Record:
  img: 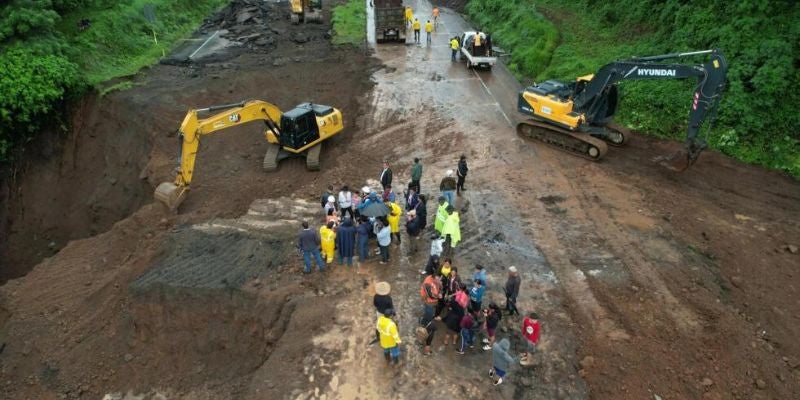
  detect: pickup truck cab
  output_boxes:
[460,31,497,70]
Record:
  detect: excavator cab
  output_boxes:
[278,104,331,149]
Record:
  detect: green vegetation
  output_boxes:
[466,0,800,177]
[0,0,226,161]
[332,0,366,45]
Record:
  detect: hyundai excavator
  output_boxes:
[154,100,343,211]
[290,0,323,24]
[516,49,727,168]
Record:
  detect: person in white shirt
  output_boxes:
[338,185,354,219]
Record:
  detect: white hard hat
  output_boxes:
[509,266,518,273]
[446,170,453,177]
[362,186,371,194]
[328,195,335,203]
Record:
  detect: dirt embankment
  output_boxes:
[0,0,379,398]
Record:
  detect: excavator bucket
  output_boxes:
[154,182,189,211]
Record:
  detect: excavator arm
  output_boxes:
[155,100,284,210]
[575,49,728,165]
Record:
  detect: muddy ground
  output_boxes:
[1,0,800,399]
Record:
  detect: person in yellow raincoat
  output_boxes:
[319,221,337,263]
[441,205,461,258]
[404,6,413,27]
[377,308,402,364]
[434,196,448,234]
[386,199,403,245]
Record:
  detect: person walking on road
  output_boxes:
[412,18,421,44]
[439,170,457,206]
[299,221,325,273]
[432,7,440,29]
[489,338,516,385]
[319,221,336,264]
[380,161,393,191]
[425,20,433,45]
[336,217,356,266]
[377,308,402,365]
[504,266,521,316]
[457,155,469,195]
[450,36,460,61]
[371,282,394,345]
[520,312,541,367]
[410,157,423,193]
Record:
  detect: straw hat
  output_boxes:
[375,281,391,296]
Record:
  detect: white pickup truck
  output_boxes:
[460,31,497,70]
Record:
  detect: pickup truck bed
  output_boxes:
[460,31,497,70]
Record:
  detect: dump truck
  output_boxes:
[461,31,496,70]
[374,0,405,43]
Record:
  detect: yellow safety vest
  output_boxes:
[450,39,459,50]
[413,20,421,30]
[442,212,461,247]
[377,315,401,349]
[425,22,433,33]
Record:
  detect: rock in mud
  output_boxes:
[730,276,743,288]
[755,378,767,389]
[782,244,798,254]
[236,11,254,23]
[701,377,714,387]
[579,356,595,369]
[292,33,310,44]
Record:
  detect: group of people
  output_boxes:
[406,6,437,45]
[297,156,467,273]
[374,261,541,386]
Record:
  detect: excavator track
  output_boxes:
[263,144,280,171]
[305,142,321,171]
[517,119,608,161]
[605,123,630,146]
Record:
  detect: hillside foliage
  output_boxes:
[0,0,226,161]
[466,0,799,176]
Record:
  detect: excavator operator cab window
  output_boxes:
[280,108,320,150]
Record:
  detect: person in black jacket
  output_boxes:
[405,210,422,253]
[371,282,394,345]
[380,161,393,190]
[456,155,469,195]
[504,266,521,316]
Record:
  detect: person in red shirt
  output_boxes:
[520,312,541,366]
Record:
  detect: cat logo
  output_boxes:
[229,113,241,123]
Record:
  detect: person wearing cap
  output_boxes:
[371,282,394,345]
[456,155,469,195]
[319,221,337,264]
[405,209,422,252]
[336,217,356,266]
[504,266,521,316]
[434,196,448,234]
[323,195,337,217]
[441,205,461,259]
[439,170,457,206]
[520,312,541,366]
[377,308,402,364]
[380,161,393,191]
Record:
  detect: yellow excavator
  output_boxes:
[517,49,727,168]
[290,0,323,24]
[154,100,343,210]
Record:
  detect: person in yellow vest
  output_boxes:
[425,20,433,45]
[405,6,413,28]
[377,308,402,364]
[386,199,403,245]
[441,205,461,258]
[434,196,448,234]
[319,221,337,264]
[432,7,440,28]
[412,18,421,44]
[450,36,460,61]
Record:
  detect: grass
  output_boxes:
[57,0,228,85]
[332,0,366,45]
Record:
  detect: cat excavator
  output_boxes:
[154,100,343,211]
[290,0,323,24]
[516,49,727,169]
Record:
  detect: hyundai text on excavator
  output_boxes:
[154,100,343,210]
[290,0,323,24]
[516,49,727,168]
